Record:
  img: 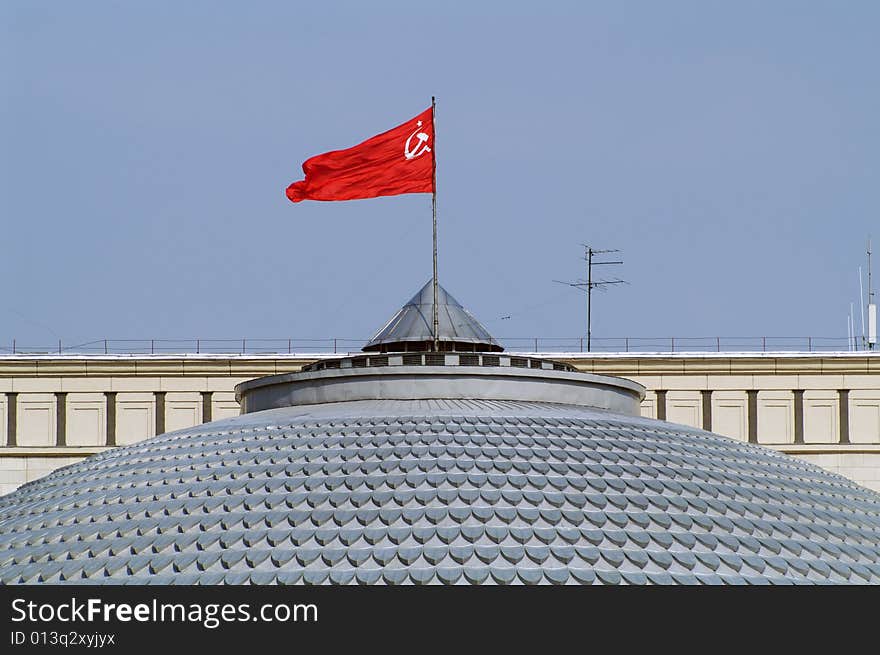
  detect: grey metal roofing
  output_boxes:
[363,281,502,351]
[2,398,879,584]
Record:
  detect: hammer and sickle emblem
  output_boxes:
[404,120,432,160]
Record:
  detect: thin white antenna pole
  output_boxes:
[869,236,877,349]
[849,304,854,350]
[869,237,874,304]
[852,302,856,350]
[859,266,865,348]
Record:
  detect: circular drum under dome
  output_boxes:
[1,358,880,585]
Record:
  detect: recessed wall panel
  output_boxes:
[851,399,880,444]
[803,392,837,444]
[712,391,746,441]
[18,396,55,447]
[116,393,155,445]
[666,392,701,428]
[67,408,102,447]
[212,400,241,421]
[758,392,793,444]
[165,393,202,432]
[66,394,105,447]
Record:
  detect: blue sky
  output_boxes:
[1,1,877,351]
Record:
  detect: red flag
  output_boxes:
[286,107,434,203]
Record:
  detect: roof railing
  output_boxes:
[0,336,875,355]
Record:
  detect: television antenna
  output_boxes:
[554,244,626,352]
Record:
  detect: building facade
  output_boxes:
[1,351,878,495]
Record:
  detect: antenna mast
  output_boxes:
[869,236,877,350]
[554,244,626,352]
[869,237,874,306]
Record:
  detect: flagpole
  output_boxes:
[431,96,439,352]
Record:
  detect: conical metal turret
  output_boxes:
[362,281,503,353]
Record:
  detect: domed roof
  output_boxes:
[2,390,880,584]
[2,283,879,585]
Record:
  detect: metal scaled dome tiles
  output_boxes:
[1,399,880,585]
